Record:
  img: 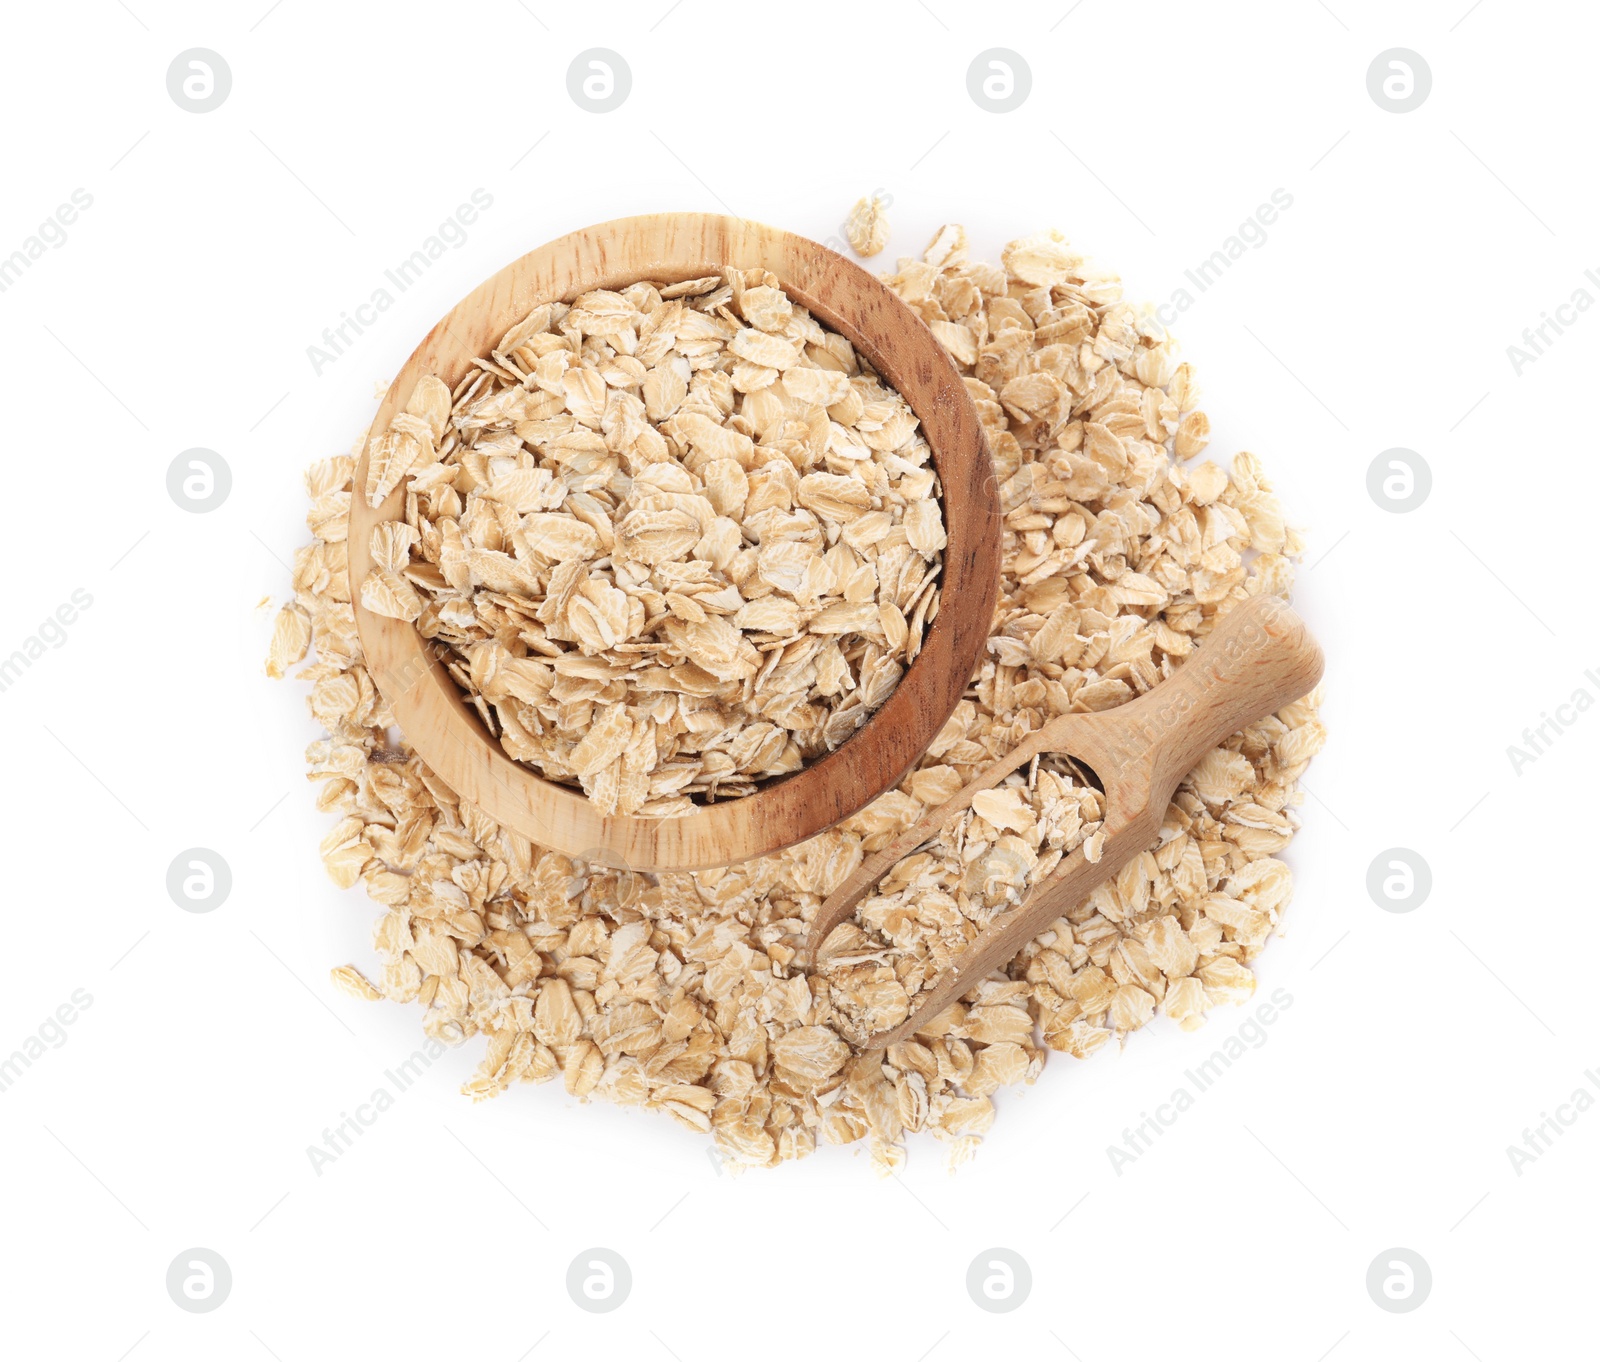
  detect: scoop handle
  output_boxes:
[1094,594,1323,814]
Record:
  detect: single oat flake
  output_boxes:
[845,195,891,257]
[273,224,1324,1173]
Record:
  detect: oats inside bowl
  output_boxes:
[355,269,946,816]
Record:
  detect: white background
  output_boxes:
[0,1,1592,1358]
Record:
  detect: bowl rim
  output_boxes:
[347,211,1000,871]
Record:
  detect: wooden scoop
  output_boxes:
[348,213,1000,873]
[805,593,1324,1051]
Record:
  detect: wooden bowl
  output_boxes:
[348,213,1000,871]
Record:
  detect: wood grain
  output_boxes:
[348,213,1000,872]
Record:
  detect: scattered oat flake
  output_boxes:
[330,965,383,1001]
[845,195,890,257]
[265,604,311,679]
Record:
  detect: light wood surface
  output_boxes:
[348,213,1000,872]
[814,594,1325,1050]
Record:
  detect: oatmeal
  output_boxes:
[356,270,944,814]
[272,223,1325,1173]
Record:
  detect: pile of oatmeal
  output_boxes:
[352,271,945,814]
[268,224,1325,1173]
